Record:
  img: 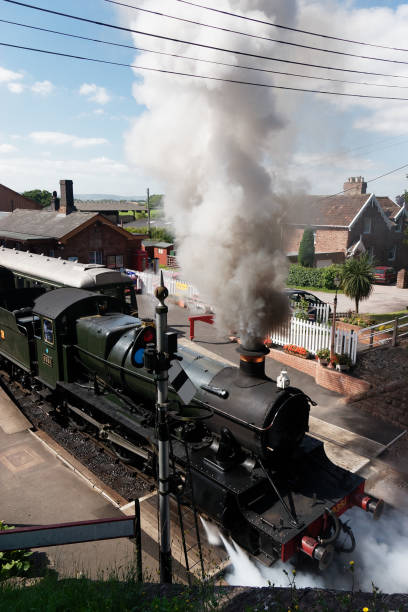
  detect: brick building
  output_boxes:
[0,180,148,270]
[283,177,408,269]
[0,183,42,211]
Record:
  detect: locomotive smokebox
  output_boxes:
[238,339,269,379]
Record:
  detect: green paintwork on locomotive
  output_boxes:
[0,307,32,371]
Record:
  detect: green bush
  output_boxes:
[287,264,343,290]
[0,521,32,579]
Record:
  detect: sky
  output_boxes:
[1,0,408,199]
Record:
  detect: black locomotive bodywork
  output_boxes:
[0,286,382,568]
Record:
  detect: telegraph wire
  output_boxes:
[104,0,408,67]
[4,0,408,81]
[3,40,408,101]
[170,0,408,54]
[3,17,408,90]
[308,162,408,207]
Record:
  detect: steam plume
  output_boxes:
[124,0,298,339]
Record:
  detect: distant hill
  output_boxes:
[75,194,146,202]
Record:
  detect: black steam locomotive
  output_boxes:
[0,283,382,569]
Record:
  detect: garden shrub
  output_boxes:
[287,264,343,290]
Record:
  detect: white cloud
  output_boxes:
[93,108,105,115]
[0,66,23,84]
[29,131,108,148]
[7,82,24,94]
[79,83,111,105]
[31,80,54,95]
[0,144,17,154]
[0,154,152,193]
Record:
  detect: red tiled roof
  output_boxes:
[287,193,398,226]
[376,197,400,220]
[289,194,370,226]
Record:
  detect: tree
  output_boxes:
[22,189,52,208]
[298,227,315,267]
[341,253,375,313]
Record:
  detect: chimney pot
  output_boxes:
[343,176,367,195]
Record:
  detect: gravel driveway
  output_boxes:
[309,284,408,314]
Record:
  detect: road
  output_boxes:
[310,284,408,314]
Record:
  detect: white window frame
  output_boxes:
[363,217,372,234]
[89,251,103,264]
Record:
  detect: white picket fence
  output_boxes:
[269,318,358,363]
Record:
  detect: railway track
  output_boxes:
[0,371,152,501]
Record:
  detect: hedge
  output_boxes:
[287,264,343,290]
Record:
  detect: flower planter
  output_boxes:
[284,350,309,359]
[318,358,329,366]
[336,364,350,372]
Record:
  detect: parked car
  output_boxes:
[373,266,397,285]
[285,289,331,322]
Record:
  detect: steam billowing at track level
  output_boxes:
[124,0,301,339]
[203,506,408,594]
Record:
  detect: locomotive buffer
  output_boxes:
[146,272,196,584]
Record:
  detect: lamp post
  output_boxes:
[329,275,341,367]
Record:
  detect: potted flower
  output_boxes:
[335,353,352,372]
[316,348,330,366]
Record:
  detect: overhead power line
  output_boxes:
[171,0,408,54]
[3,17,408,90]
[104,0,408,67]
[3,40,408,101]
[4,0,408,82]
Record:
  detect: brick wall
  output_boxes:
[61,222,142,268]
[0,184,42,211]
[315,229,348,254]
[268,348,371,398]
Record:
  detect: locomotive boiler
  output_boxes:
[0,284,383,569]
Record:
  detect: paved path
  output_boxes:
[308,284,408,314]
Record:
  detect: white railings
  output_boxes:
[269,318,358,363]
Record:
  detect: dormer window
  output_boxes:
[363,217,372,234]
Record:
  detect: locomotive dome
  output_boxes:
[0,247,131,288]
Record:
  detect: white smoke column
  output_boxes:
[201,508,408,593]
[124,0,300,339]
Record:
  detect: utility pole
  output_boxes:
[154,272,172,583]
[147,187,151,238]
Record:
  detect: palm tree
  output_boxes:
[341,253,375,313]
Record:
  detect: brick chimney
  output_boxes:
[343,176,367,196]
[59,179,76,215]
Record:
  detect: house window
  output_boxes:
[68,256,78,262]
[363,217,372,234]
[49,249,55,257]
[312,230,317,246]
[388,246,396,261]
[107,255,124,269]
[158,248,164,254]
[89,251,103,264]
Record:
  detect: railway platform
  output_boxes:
[0,387,227,582]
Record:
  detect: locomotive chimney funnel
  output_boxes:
[238,339,269,379]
